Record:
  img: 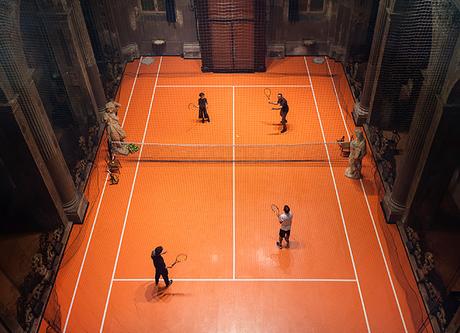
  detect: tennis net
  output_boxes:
[111,140,351,163]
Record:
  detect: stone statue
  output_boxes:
[103,101,129,155]
[345,129,367,179]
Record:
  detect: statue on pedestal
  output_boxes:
[345,129,367,179]
[103,101,129,155]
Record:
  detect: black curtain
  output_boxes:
[195,0,211,71]
[288,0,299,23]
[254,0,266,71]
[165,0,176,23]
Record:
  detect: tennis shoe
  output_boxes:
[276,241,282,249]
[166,280,173,287]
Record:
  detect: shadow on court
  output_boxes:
[269,248,292,273]
[142,283,187,303]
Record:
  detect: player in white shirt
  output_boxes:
[277,205,292,249]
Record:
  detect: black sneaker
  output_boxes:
[281,128,287,133]
[276,241,282,249]
[166,280,173,287]
[207,118,210,122]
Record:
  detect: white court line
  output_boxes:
[113,278,357,282]
[156,85,310,88]
[325,57,408,333]
[232,86,236,280]
[62,58,143,333]
[236,85,311,88]
[304,56,371,333]
[99,57,163,333]
[158,85,233,88]
[121,59,144,128]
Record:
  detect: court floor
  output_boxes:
[40,57,431,332]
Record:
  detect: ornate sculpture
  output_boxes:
[103,101,129,155]
[17,225,64,330]
[345,129,367,179]
[420,252,435,277]
[31,254,49,278]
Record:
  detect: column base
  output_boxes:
[380,193,406,224]
[352,102,369,126]
[63,193,89,224]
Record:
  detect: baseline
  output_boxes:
[156,85,311,88]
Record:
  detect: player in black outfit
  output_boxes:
[151,246,173,287]
[269,93,289,133]
[198,92,210,123]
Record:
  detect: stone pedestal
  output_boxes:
[63,192,88,225]
[380,193,405,224]
[353,102,369,126]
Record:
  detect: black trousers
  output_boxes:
[280,111,288,132]
[199,107,209,120]
[155,269,170,286]
[280,111,288,124]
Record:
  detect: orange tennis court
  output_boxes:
[39,57,430,333]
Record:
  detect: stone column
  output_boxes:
[0,93,66,229]
[381,79,438,222]
[37,0,106,128]
[381,3,459,223]
[353,0,394,125]
[69,0,107,115]
[0,0,87,224]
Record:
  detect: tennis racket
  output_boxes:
[168,253,187,268]
[264,88,271,101]
[271,204,280,216]
[188,103,198,112]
